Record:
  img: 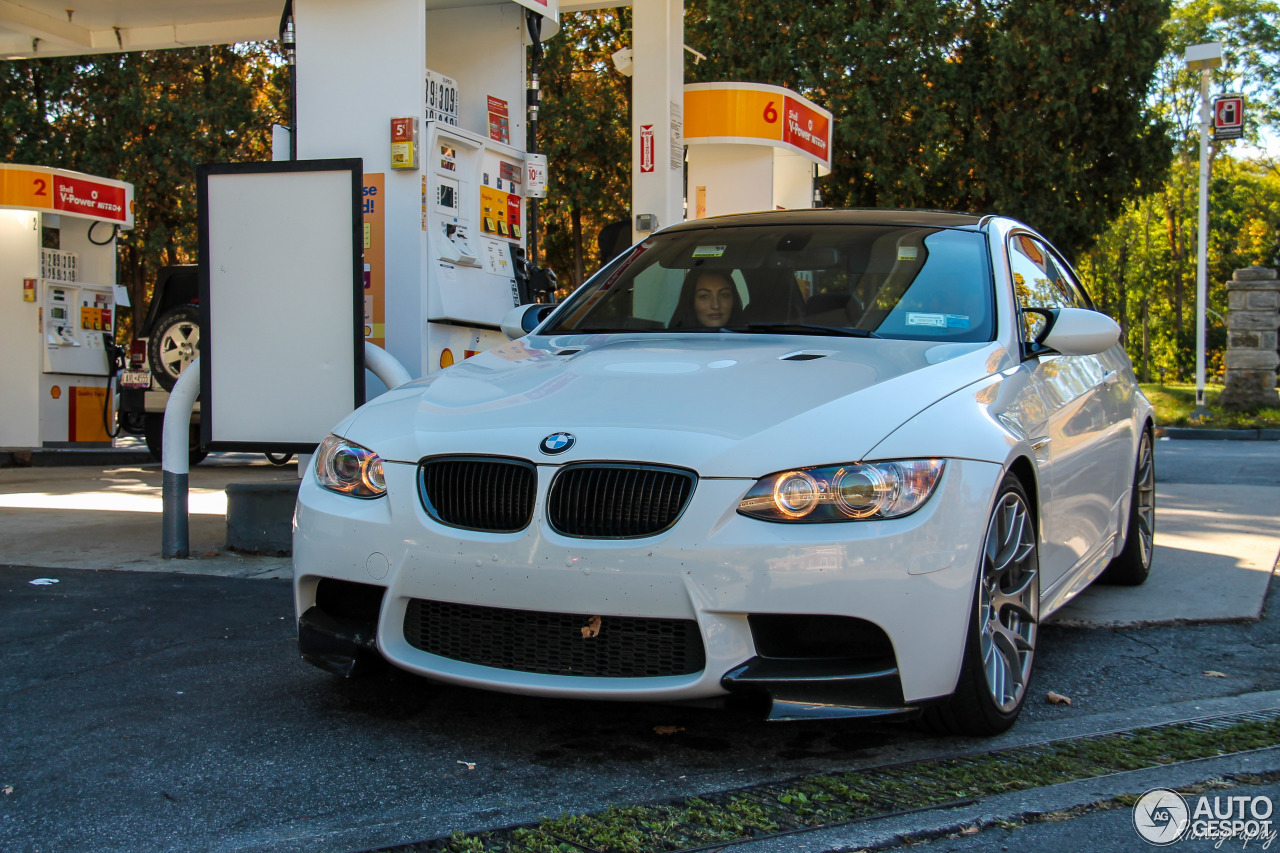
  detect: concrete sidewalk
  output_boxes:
[0,439,1276,627]
[0,454,297,580]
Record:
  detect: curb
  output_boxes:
[0,447,156,468]
[1160,428,1280,441]
[712,691,1280,852]
[729,747,1280,852]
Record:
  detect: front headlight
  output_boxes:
[314,434,387,498]
[738,459,945,522]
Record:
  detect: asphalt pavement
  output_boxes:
[0,439,1278,853]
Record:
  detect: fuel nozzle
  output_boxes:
[103,334,128,373]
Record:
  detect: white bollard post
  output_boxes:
[161,357,201,558]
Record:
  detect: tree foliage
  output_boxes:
[1077,0,1280,383]
[1154,0,1280,151]
[685,0,1173,255]
[537,10,632,291]
[0,46,284,336]
[1078,155,1280,380]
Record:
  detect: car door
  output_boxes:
[1044,248,1137,519]
[1007,233,1118,589]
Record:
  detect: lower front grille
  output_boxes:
[403,598,706,678]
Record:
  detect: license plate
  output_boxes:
[119,370,152,389]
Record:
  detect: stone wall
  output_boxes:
[1219,265,1280,410]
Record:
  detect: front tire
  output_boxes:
[1098,428,1155,586]
[922,474,1039,736]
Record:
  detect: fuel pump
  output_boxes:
[287,0,565,382]
[0,164,134,448]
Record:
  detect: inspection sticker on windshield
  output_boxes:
[907,312,970,329]
[692,245,727,258]
[897,246,919,260]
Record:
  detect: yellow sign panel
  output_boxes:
[685,88,781,141]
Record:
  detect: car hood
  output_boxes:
[343,334,1012,476]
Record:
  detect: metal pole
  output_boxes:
[526,10,542,268]
[161,356,201,559]
[363,341,412,390]
[1194,68,1211,419]
[279,0,297,161]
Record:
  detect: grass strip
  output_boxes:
[1140,382,1280,429]
[384,710,1280,853]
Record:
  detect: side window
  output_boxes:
[1045,253,1092,310]
[1008,234,1070,343]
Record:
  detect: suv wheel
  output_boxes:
[148,305,200,392]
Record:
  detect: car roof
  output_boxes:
[661,208,988,233]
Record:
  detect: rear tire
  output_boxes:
[920,474,1039,736]
[1098,428,1155,586]
[143,413,207,467]
[147,305,199,392]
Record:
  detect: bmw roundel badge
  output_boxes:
[539,432,576,455]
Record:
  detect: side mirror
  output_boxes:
[1032,306,1120,356]
[500,303,554,340]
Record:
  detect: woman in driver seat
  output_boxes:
[670,269,744,329]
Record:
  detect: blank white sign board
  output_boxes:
[198,160,363,452]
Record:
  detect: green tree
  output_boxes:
[0,45,285,336]
[1077,0,1280,383]
[537,10,632,291]
[1080,155,1280,380]
[685,0,1172,255]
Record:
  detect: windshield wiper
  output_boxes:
[554,327,661,335]
[734,323,881,339]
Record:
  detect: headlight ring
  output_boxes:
[740,459,945,523]
[314,434,387,498]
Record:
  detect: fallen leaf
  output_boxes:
[581,615,602,639]
[1046,691,1073,706]
[456,760,476,770]
[653,726,686,735]
[960,824,980,835]
[1204,670,1228,678]
[2,785,13,795]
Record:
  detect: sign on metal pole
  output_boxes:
[197,159,365,454]
[1212,94,1245,140]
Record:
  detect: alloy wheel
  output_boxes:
[979,490,1039,713]
[1133,432,1156,568]
[159,321,198,377]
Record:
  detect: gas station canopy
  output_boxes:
[0,2,277,58]
[0,0,568,59]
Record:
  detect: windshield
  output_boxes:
[543,224,995,343]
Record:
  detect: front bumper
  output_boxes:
[293,457,1003,711]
